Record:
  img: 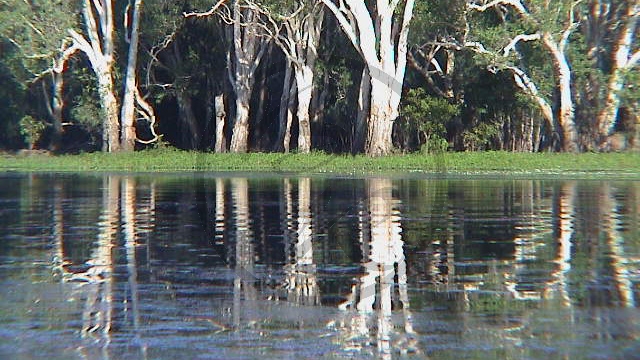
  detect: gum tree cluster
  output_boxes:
[0,0,638,154]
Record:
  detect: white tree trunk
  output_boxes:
[70,0,119,152]
[543,34,579,152]
[597,3,640,149]
[354,68,370,153]
[230,89,251,153]
[322,0,415,156]
[228,3,266,153]
[295,66,314,153]
[214,94,227,153]
[120,0,144,151]
[366,82,396,156]
[97,68,120,152]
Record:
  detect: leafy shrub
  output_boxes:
[399,88,459,153]
[19,115,46,149]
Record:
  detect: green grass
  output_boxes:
[1,148,639,177]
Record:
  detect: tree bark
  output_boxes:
[43,69,64,151]
[97,68,120,152]
[276,61,293,152]
[322,0,415,156]
[214,94,227,153]
[70,0,119,152]
[543,34,579,152]
[365,83,395,156]
[596,2,640,149]
[120,0,144,151]
[228,3,266,153]
[354,67,370,153]
[295,66,313,153]
[230,90,251,153]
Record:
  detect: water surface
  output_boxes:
[1,173,639,359]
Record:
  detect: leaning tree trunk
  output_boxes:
[596,2,640,150]
[321,0,414,156]
[544,34,578,152]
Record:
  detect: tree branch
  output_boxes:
[467,0,529,17]
[184,0,227,18]
[503,33,541,56]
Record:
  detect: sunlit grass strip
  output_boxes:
[1,149,639,177]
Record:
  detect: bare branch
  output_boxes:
[184,0,227,18]
[467,0,529,17]
[134,87,160,144]
[503,33,541,56]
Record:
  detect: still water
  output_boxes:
[0,173,639,359]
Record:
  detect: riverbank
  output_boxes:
[1,149,639,177]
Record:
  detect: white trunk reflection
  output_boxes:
[284,178,319,305]
[231,178,256,329]
[333,178,418,358]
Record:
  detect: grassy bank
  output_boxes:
[1,149,639,177]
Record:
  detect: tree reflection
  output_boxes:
[332,178,418,358]
[230,177,256,329]
[283,178,320,306]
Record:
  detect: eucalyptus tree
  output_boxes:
[68,0,120,152]
[257,0,324,153]
[321,0,416,156]
[465,0,585,152]
[120,0,146,151]
[148,0,226,150]
[593,1,640,149]
[218,0,269,153]
[69,0,158,152]
[0,0,78,149]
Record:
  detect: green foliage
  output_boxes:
[621,69,640,107]
[462,122,501,151]
[0,0,77,80]
[18,115,46,149]
[400,88,459,152]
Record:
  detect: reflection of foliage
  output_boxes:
[399,88,459,153]
[19,115,46,149]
